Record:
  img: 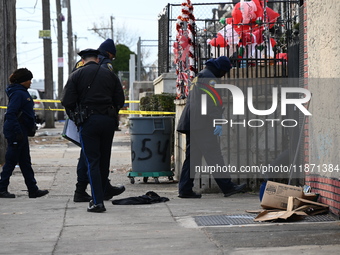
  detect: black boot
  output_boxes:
[103,180,125,200]
[74,182,92,202]
[29,189,49,198]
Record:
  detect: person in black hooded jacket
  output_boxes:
[0,68,49,198]
[177,56,246,198]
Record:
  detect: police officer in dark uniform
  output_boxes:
[61,49,125,213]
[72,39,125,203]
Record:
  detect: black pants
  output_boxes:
[79,115,115,205]
[178,130,234,195]
[76,149,111,193]
[0,136,38,193]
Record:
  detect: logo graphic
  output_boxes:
[200,83,312,128]
[194,78,223,115]
[201,84,312,116]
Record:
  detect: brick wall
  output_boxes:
[305,174,340,216]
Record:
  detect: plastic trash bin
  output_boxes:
[127,116,174,184]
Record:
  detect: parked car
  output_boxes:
[28,88,45,124]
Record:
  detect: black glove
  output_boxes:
[27,124,37,137]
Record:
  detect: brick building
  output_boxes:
[303,0,340,216]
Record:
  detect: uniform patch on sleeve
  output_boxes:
[76,61,84,69]
[107,63,113,72]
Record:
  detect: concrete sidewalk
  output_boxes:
[0,122,339,255]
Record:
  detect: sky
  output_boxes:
[16,0,223,85]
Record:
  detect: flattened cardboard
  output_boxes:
[254,210,307,222]
[254,196,329,222]
[255,196,305,222]
[261,181,303,210]
[294,197,329,215]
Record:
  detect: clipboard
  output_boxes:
[62,118,81,147]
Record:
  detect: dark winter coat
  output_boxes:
[177,67,224,134]
[3,83,36,143]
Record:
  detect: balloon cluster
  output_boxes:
[208,0,280,61]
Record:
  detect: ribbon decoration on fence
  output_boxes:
[173,0,196,99]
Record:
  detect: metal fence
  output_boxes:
[164,1,306,187]
[158,0,300,78]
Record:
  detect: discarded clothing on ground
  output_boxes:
[111,191,169,205]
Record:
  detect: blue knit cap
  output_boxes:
[98,39,116,55]
[205,56,232,72]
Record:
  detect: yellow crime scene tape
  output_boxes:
[34,99,141,104]
[0,100,175,115]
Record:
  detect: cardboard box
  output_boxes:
[261,181,303,210]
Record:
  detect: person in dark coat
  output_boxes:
[61,49,125,212]
[73,38,116,72]
[177,56,246,198]
[72,39,125,203]
[0,68,49,198]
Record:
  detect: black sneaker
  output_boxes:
[74,191,92,202]
[224,184,246,197]
[103,185,125,200]
[87,200,106,213]
[28,189,49,198]
[0,191,15,198]
[178,192,202,199]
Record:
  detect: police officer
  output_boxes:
[61,49,125,213]
[72,39,125,203]
[0,68,49,198]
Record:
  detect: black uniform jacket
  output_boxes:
[61,61,124,113]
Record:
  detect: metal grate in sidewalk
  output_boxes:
[194,214,337,226]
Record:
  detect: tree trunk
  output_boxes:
[0,0,17,165]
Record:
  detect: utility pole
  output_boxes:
[42,0,55,128]
[110,16,114,39]
[67,0,74,74]
[56,0,64,120]
[137,37,141,81]
[129,54,136,117]
[89,16,114,40]
[74,35,87,63]
[0,0,17,164]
